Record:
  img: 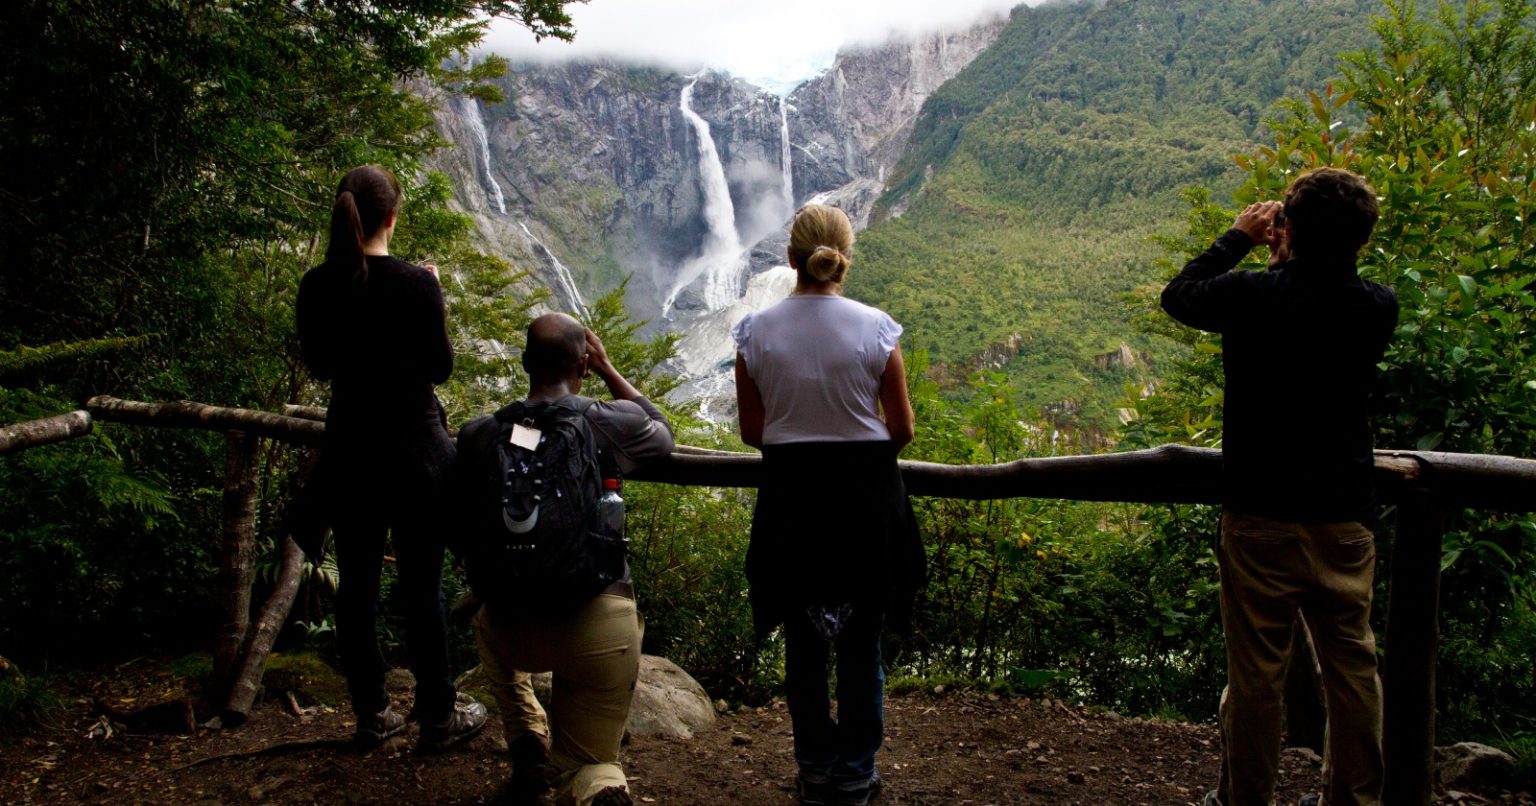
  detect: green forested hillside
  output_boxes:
[850,0,1380,426]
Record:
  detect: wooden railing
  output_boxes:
[5,395,1536,805]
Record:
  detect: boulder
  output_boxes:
[454,654,714,740]
[1436,742,1515,791]
[625,655,716,740]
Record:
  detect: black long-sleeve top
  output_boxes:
[296,256,453,436]
[1161,229,1398,522]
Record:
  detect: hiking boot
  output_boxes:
[499,732,552,804]
[1298,795,1322,806]
[353,705,406,749]
[588,785,632,806]
[798,773,836,806]
[835,771,881,806]
[416,697,488,752]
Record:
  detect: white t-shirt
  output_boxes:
[733,295,903,445]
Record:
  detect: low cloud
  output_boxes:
[484,0,1024,92]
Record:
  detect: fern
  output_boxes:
[0,337,151,383]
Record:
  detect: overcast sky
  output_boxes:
[484,0,1027,94]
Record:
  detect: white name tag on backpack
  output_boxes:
[509,424,542,451]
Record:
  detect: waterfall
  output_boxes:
[460,94,506,215]
[665,75,746,316]
[779,97,795,217]
[518,222,588,317]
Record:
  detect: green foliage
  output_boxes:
[893,359,1229,717]
[627,475,773,702]
[853,0,1381,429]
[0,387,191,660]
[582,282,683,405]
[0,0,579,667]
[1136,0,1536,743]
[262,650,350,708]
[0,666,64,743]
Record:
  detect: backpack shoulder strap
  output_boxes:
[564,396,620,479]
[491,400,528,425]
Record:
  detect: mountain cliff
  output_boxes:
[423,15,1008,413]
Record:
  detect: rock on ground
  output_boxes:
[455,654,714,740]
[1439,742,1517,791]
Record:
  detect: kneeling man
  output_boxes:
[454,313,674,806]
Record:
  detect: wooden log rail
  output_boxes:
[0,409,93,455]
[5,396,1536,804]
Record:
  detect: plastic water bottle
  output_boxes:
[598,478,625,542]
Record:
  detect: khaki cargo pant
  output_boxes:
[473,594,643,806]
[1217,510,1383,806]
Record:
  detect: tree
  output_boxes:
[0,0,579,669]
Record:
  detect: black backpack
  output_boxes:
[459,396,624,610]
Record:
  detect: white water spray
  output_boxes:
[460,94,506,215]
[518,222,588,318]
[779,97,795,217]
[665,75,746,316]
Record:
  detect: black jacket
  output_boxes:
[747,440,925,638]
[1161,229,1398,522]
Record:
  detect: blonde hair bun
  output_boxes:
[789,205,854,285]
[805,245,850,283]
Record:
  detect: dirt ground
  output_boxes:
[1,665,1531,806]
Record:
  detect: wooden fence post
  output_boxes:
[1383,485,1445,806]
[223,537,306,724]
[212,431,261,686]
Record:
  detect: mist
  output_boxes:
[483,0,1025,93]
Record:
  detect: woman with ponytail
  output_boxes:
[732,203,922,806]
[296,165,486,752]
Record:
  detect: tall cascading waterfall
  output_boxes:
[779,96,795,217]
[518,222,588,317]
[460,93,506,215]
[665,75,746,316]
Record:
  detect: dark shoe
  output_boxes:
[589,785,632,806]
[1202,791,1224,806]
[835,771,881,806]
[417,697,488,752]
[501,732,552,804]
[353,705,406,749]
[1298,795,1322,806]
[798,774,836,806]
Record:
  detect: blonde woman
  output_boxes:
[733,204,924,806]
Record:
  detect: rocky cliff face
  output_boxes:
[425,14,1008,410]
[788,17,1009,227]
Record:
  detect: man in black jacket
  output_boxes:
[1162,168,1398,806]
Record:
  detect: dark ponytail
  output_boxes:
[324,165,403,283]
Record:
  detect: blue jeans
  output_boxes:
[783,604,884,790]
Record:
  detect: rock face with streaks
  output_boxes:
[423,13,1009,410]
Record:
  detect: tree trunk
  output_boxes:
[222,537,306,725]
[213,431,261,686]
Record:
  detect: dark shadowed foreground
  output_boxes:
[4,678,1531,805]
